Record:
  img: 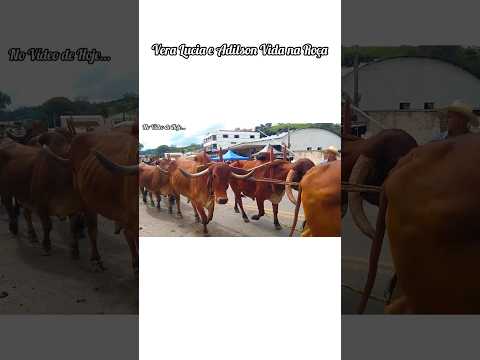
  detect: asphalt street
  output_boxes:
[139,188,306,237]
[0,208,138,314]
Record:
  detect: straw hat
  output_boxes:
[323,146,340,156]
[440,100,479,127]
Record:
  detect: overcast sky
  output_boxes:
[342,0,479,46]
[1,0,138,108]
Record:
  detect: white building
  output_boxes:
[203,129,260,152]
[342,57,480,111]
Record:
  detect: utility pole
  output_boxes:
[353,45,360,107]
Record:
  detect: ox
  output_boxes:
[168,159,254,234]
[139,160,174,212]
[229,159,293,229]
[343,129,417,239]
[68,128,139,273]
[0,133,84,256]
[358,134,480,314]
[287,159,341,237]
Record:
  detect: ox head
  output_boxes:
[179,162,255,204]
[285,158,315,205]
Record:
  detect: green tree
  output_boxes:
[0,91,12,110]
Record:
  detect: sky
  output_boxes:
[342,0,479,46]
[1,0,138,108]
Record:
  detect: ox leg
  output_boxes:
[235,194,250,223]
[84,211,105,272]
[23,209,38,242]
[38,212,52,256]
[194,204,209,235]
[168,195,174,214]
[192,203,200,223]
[233,198,240,214]
[149,192,155,207]
[251,199,265,221]
[156,193,161,210]
[175,194,182,218]
[69,214,83,259]
[3,196,18,235]
[272,203,282,230]
[141,187,147,203]
[124,229,139,277]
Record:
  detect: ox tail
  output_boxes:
[94,150,138,175]
[357,188,388,314]
[289,186,302,237]
[42,145,70,165]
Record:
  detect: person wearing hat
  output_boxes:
[322,146,340,162]
[433,100,479,141]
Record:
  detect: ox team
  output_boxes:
[0,122,140,275]
[343,99,480,314]
[140,147,341,237]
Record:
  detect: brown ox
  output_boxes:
[229,159,293,229]
[358,134,480,314]
[0,133,84,256]
[342,129,417,239]
[69,129,139,273]
[139,160,174,212]
[287,160,341,237]
[168,159,254,234]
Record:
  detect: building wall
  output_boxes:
[342,57,480,111]
[293,150,326,164]
[289,128,341,151]
[203,130,260,151]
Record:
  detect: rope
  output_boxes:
[342,182,381,193]
[342,283,385,303]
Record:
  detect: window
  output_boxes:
[212,144,217,149]
[399,102,411,110]
[212,135,217,140]
[424,102,434,110]
[307,147,312,151]
[234,134,239,138]
[223,134,229,138]
[250,135,255,139]
[231,142,236,144]
[317,147,322,150]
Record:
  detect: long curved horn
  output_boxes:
[285,169,297,205]
[42,144,71,165]
[179,167,210,178]
[94,150,138,175]
[289,186,303,237]
[230,168,255,179]
[228,159,281,173]
[348,155,376,240]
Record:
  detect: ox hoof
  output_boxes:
[243,217,250,223]
[251,215,260,221]
[90,260,106,273]
[234,208,240,214]
[274,223,282,230]
[176,213,183,219]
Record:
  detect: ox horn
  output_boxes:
[94,150,138,175]
[285,169,297,205]
[230,168,255,179]
[348,155,376,240]
[179,167,210,178]
[289,185,302,236]
[42,144,70,165]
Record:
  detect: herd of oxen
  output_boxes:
[0,120,139,275]
[139,148,341,237]
[342,99,480,314]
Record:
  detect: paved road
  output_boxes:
[140,188,305,237]
[0,209,138,314]
[342,202,394,314]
